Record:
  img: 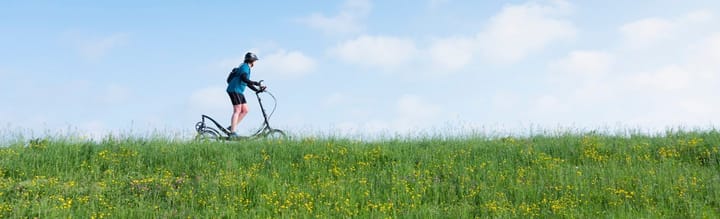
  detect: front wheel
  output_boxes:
[264,129,286,139]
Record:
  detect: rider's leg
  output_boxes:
[230,103,249,133]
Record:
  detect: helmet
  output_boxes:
[244,52,259,62]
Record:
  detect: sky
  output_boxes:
[2,0,720,139]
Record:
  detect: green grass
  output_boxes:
[0,131,719,218]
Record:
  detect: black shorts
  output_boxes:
[228,92,247,105]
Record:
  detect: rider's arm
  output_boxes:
[240,73,260,92]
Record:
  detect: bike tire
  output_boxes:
[196,129,220,141]
[265,129,287,139]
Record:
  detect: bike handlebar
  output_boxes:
[256,80,267,93]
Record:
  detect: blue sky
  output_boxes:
[3,0,720,138]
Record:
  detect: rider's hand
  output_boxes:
[258,85,267,93]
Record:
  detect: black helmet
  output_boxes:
[244,52,259,62]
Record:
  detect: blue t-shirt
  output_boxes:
[226,63,251,94]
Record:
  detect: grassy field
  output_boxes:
[0,131,719,218]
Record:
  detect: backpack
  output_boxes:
[226,67,239,84]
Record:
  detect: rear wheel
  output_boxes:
[196,129,220,141]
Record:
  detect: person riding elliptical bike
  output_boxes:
[226,52,266,138]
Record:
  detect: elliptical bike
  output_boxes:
[195,81,286,140]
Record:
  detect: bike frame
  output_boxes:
[252,91,274,136]
[197,114,231,136]
[195,90,284,140]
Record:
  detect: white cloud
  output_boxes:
[620,65,715,125]
[423,0,576,68]
[684,10,714,23]
[549,50,614,78]
[477,0,576,63]
[570,82,616,103]
[620,18,674,48]
[298,0,372,35]
[322,1,576,71]
[256,50,317,78]
[333,94,446,135]
[213,48,315,80]
[679,99,714,114]
[392,95,443,133]
[396,95,440,120]
[626,97,720,129]
[689,32,720,74]
[541,60,702,128]
[628,65,691,91]
[532,95,569,114]
[536,23,720,130]
[189,86,228,116]
[329,35,419,68]
[621,10,714,49]
[489,92,521,112]
[428,36,476,71]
